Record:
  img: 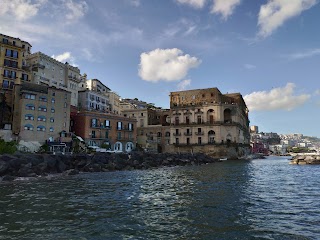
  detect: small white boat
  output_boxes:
[219,158,227,161]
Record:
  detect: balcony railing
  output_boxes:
[173,133,181,136]
[184,132,192,136]
[195,132,204,135]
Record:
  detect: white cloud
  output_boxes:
[63,0,88,22]
[128,0,141,7]
[287,48,320,60]
[244,64,256,70]
[211,0,241,20]
[176,0,206,9]
[139,48,201,82]
[258,0,317,38]
[0,0,47,20]
[177,79,191,90]
[52,52,77,66]
[244,83,310,111]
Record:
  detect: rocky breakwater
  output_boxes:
[289,155,320,165]
[0,152,218,181]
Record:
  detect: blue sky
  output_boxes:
[1,0,320,137]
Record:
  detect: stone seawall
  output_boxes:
[0,152,218,181]
[289,155,320,165]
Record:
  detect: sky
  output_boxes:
[1,0,320,137]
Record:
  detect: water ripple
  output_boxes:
[0,157,319,239]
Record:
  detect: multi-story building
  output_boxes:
[71,111,137,152]
[167,88,250,152]
[12,82,71,149]
[26,52,82,107]
[0,33,32,108]
[78,79,111,112]
[107,91,121,115]
[123,88,250,156]
[78,89,111,112]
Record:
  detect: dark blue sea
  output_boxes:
[1,156,319,240]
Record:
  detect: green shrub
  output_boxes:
[0,139,17,154]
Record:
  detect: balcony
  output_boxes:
[91,124,111,129]
[195,111,204,114]
[195,132,204,136]
[59,83,67,88]
[32,63,45,70]
[173,133,181,136]
[184,132,192,136]
[172,112,181,115]
[39,76,50,82]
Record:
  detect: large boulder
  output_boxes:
[56,159,67,173]
[0,161,9,175]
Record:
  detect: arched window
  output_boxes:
[25,104,35,110]
[224,109,232,123]
[226,134,232,143]
[208,130,215,144]
[207,109,215,124]
[37,115,46,122]
[25,114,34,120]
[24,124,33,130]
[37,125,46,132]
[39,96,47,102]
[38,105,47,112]
[50,127,54,132]
[165,132,170,137]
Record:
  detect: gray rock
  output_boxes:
[0,161,9,175]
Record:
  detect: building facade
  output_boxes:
[12,82,71,145]
[71,111,137,152]
[0,33,32,111]
[26,52,83,107]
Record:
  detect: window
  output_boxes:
[51,98,55,103]
[50,127,54,132]
[25,114,34,120]
[24,93,36,100]
[52,92,55,96]
[91,118,97,127]
[25,104,35,110]
[24,124,33,131]
[5,49,12,57]
[117,132,121,140]
[128,123,133,131]
[50,117,54,123]
[39,96,47,102]
[38,106,47,112]
[21,73,28,81]
[37,125,46,132]
[4,59,18,68]
[117,122,123,130]
[105,120,110,128]
[91,130,96,138]
[105,131,109,139]
[51,108,55,113]
[176,138,179,144]
[2,80,9,89]
[141,113,143,116]
[37,116,46,122]
[198,137,202,145]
